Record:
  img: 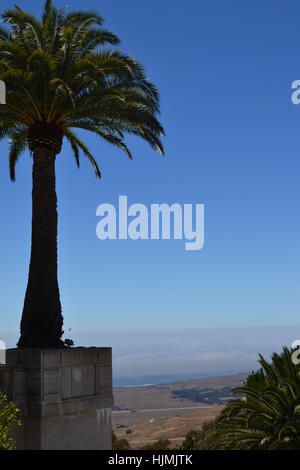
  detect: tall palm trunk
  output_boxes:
[18,145,64,348]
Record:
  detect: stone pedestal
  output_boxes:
[0,348,114,450]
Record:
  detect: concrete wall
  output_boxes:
[0,348,114,450]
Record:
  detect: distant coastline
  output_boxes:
[113,370,248,388]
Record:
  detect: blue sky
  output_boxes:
[0,1,300,375]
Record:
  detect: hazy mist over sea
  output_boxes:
[3,326,299,386]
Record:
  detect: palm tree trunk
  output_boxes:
[18,146,64,348]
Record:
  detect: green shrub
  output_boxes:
[141,439,171,450]
[179,421,218,450]
[0,390,20,450]
[112,430,131,450]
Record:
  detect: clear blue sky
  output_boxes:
[1,0,300,347]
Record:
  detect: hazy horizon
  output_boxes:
[2,325,299,385]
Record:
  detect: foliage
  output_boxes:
[112,431,171,451]
[0,0,164,181]
[141,439,171,450]
[0,390,21,450]
[112,430,131,450]
[180,347,300,450]
[179,421,218,450]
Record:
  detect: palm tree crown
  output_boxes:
[0,0,164,180]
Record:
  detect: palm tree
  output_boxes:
[0,1,164,348]
[212,347,300,450]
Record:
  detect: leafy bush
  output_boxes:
[179,421,218,450]
[141,439,171,450]
[0,390,20,450]
[112,430,131,450]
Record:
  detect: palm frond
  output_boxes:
[64,128,101,177]
[8,126,28,181]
